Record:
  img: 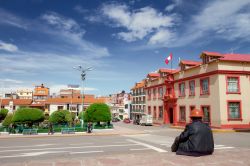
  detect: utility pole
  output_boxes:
[73,65,93,128]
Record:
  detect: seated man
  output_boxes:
[171,109,214,156]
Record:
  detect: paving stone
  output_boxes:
[55,161,82,166]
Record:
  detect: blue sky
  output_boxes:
[0,0,250,96]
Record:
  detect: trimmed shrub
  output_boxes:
[2,113,13,127]
[84,103,111,123]
[12,107,45,127]
[49,110,72,124]
[0,109,9,121]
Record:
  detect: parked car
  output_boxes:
[112,117,121,122]
[123,118,131,123]
[140,115,153,126]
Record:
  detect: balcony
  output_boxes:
[163,94,176,101]
[131,101,146,104]
[132,92,146,96]
[131,109,145,113]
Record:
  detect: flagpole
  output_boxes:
[171,53,173,72]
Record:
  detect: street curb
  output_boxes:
[0,131,146,139]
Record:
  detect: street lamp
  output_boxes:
[73,65,93,128]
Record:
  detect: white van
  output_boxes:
[140,115,153,126]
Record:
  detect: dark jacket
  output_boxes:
[176,120,214,156]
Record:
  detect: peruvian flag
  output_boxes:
[165,52,173,64]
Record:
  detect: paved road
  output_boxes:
[0,122,250,166]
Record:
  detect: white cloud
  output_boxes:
[0,78,23,84]
[148,29,174,45]
[165,4,175,12]
[41,12,110,58]
[101,4,175,42]
[0,41,18,52]
[0,10,110,59]
[0,50,109,76]
[41,12,85,38]
[43,84,98,94]
[0,82,98,95]
[165,0,182,12]
[175,0,250,46]
[74,5,89,14]
[0,9,28,29]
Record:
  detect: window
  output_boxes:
[159,106,163,119]
[200,78,209,95]
[201,106,210,123]
[119,109,124,113]
[38,90,45,94]
[58,106,63,110]
[190,106,195,111]
[189,80,195,96]
[153,106,157,118]
[228,101,241,120]
[125,104,128,109]
[179,106,186,122]
[148,89,151,100]
[202,55,209,64]
[148,106,151,115]
[179,82,185,97]
[153,88,157,99]
[158,87,163,98]
[227,76,240,93]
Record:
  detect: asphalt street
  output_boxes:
[0,122,250,166]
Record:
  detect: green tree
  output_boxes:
[84,103,111,123]
[0,109,9,122]
[12,107,45,127]
[49,110,72,124]
[2,113,13,127]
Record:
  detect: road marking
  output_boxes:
[70,151,103,154]
[123,134,150,137]
[69,143,94,146]
[215,147,234,150]
[0,144,139,153]
[214,145,225,147]
[144,130,154,133]
[0,144,55,149]
[160,143,172,147]
[0,151,67,159]
[130,148,151,151]
[127,139,167,153]
[113,141,130,144]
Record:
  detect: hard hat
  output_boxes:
[190,108,203,118]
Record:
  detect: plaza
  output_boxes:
[0,122,250,166]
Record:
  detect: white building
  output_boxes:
[17,89,33,99]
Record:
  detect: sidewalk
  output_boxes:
[0,126,146,139]
[170,125,248,133]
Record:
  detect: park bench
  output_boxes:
[22,129,38,135]
[61,128,75,134]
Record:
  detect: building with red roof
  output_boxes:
[163,51,250,129]
[1,99,33,112]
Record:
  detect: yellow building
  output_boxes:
[33,84,49,101]
[164,51,250,129]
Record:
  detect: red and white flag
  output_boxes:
[165,52,173,64]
